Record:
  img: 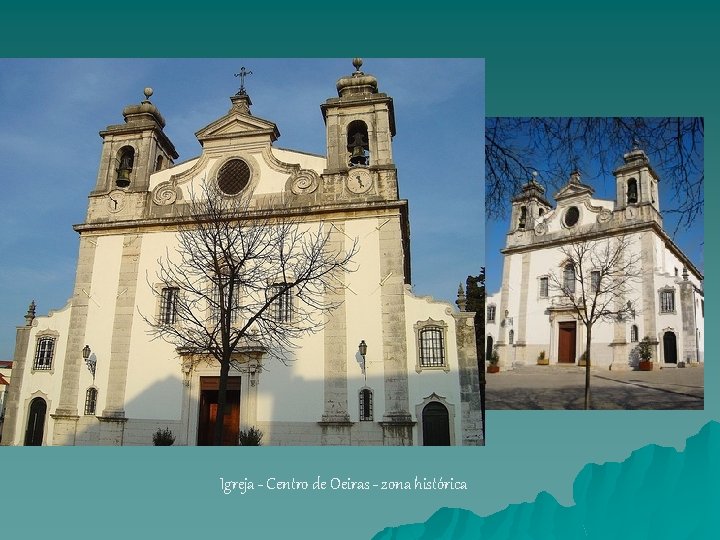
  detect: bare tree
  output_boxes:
[547,234,641,409]
[143,182,357,445]
[485,117,704,233]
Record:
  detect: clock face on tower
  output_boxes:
[107,190,127,213]
[346,168,372,194]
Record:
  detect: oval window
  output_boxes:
[564,206,580,227]
[217,159,251,195]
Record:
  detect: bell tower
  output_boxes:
[613,144,661,217]
[88,88,178,222]
[320,59,398,200]
[509,174,552,233]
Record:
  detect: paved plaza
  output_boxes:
[486,364,704,410]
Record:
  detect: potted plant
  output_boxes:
[636,336,654,371]
[487,346,500,373]
[152,427,175,446]
[238,426,264,446]
[578,350,589,367]
[537,350,549,365]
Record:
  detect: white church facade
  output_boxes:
[1,61,482,446]
[486,147,704,371]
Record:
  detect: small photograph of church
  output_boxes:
[0,59,483,445]
[484,117,704,410]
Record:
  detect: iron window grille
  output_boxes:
[487,304,496,323]
[539,276,549,298]
[84,387,98,415]
[160,287,179,324]
[660,289,675,313]
[268,284,292,323]
[359,388,373,421]
[419,327,445,367]
[33,337,55,370]
[563,264,576,294]
[631,325,639,342]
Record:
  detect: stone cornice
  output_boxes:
[73,199,409,235]
[501,219,703,281]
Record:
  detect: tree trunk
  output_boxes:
[584,324,592,410]
[213,359,231,446]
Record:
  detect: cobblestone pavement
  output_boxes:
[485,364,704,410]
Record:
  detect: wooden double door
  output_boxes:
[197,376,241,446]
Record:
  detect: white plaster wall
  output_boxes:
[272,148,325,173]
[148,157,197,191]
[485,291,501,348]
[344,217,385,421]
[82,234,124,416]
[544,197,614,235]
[15,302,72,445]
[403,293,461,445]
[125,230,184,420]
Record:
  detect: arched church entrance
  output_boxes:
[422,401,450,446]
[663,331,678,364]
[24,397,47,446]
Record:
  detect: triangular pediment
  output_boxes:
[554,180,594,202]
[195,111,280,145]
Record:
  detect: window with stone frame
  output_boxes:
[660,288,676,313]
[487,304,496,323]
[419,327,445,367]
[33,336,55,371]
[631,324,639,343]
[268,283,293,323]
[539,276,549,298]
[209,277,242,326]
[359,388,373,421]
[159,286,179,325]
[508,329,514,345]
[84,387,98,415]
[563,264,576,294]
[414,319,449,372]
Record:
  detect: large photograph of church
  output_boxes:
[0,59,484,445]
[484,118,704,410]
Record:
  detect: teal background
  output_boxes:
[1,2,717,538]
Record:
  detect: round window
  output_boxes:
[564,206,580,227]
[217,159,251,195]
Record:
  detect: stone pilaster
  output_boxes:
[102,234,143,425]
[611,257,631,371]
[453,311,483,445]
[640,232,659,360]
[0,325,32,445]
[53,236,98,445]
[378,215,413,445]
[496,253,513,368]
[679,279,698,364]
[515,252,531,364]
[318,223,352,444]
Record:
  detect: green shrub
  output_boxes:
[153,427,175,446]
[238,427,264,446]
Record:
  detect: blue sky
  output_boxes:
[485,141,704,293]
[0,58,485,359]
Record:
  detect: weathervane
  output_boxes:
[234,66,253,95]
